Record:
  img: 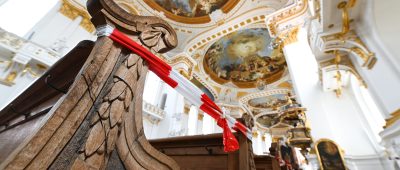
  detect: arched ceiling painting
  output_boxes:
[143,0,239,24]
[203,28,286,88]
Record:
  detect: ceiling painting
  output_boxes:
[154,0,228,17]
[143,0,239,24]
[203,28,286,88]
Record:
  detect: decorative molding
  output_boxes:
[319,54,367,88]
[115,0,140,14]
[0,28,56,86]
[59,0,95,33]
[198,113,204,121]
[59,0,141,33]
[192,73,219,100]
[317,0,377,70]
[167,52,197,80]
[142,0,240,24]
[266,0,308,37]
[384,109,400,129]
[0,27,25,50]
[320,31,377,69]
[187,12,267,53]
[142,101,166,124]
[239,88,291,105]
[281,27,299,46]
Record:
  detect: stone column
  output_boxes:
[202,114,215,134]
[188,105,199,135]
[281,27,335,141]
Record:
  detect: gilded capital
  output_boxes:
[281,27,299,46]
[59,0,95,33]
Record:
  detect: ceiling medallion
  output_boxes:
[203,28,286,88]
[143,0,239,24]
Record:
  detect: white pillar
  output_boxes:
[282,28,336,141]
[202,114,215,134]
[188,105,199,135]
[254,133,264,155]
[264,134,272,154]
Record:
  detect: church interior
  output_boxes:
[0,0,399,169]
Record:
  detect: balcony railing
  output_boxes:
[142,100,166,124]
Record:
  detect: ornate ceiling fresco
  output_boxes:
[151,0,228,17]
[203,28,286,88]
[143,0,239,24]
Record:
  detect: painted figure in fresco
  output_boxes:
[317,141,346,170]
[154,0,229,17]
[204,28,286,83]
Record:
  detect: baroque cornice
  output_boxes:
[238,88,291,105]
[319,31,377,69]
[192,73,219,100]
[185,7,272,53]
[59,0,140,33]
[183,0,308,54]
[59,0,95,33]
[319,55,367,87]
[135,0,250,28]
[266,0,308,37]
[141,0,240,24]
[167,52,197,79]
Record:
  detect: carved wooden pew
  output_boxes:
[0,40,94,165]
[0,0,267,169]
[149,133,272,170]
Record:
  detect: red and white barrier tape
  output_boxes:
[97,25,252,152]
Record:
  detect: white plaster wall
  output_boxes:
[353,0,400,117]
[283,28,336,141]
[154,85,179,138]
[0,0,58,36]
[25,2,96,56]
[0,72,37,109]
[321,87,381,155]
[372,0,400,68]
[345,154,393,170]
[143,118,155,139]
[285,28,387,169]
